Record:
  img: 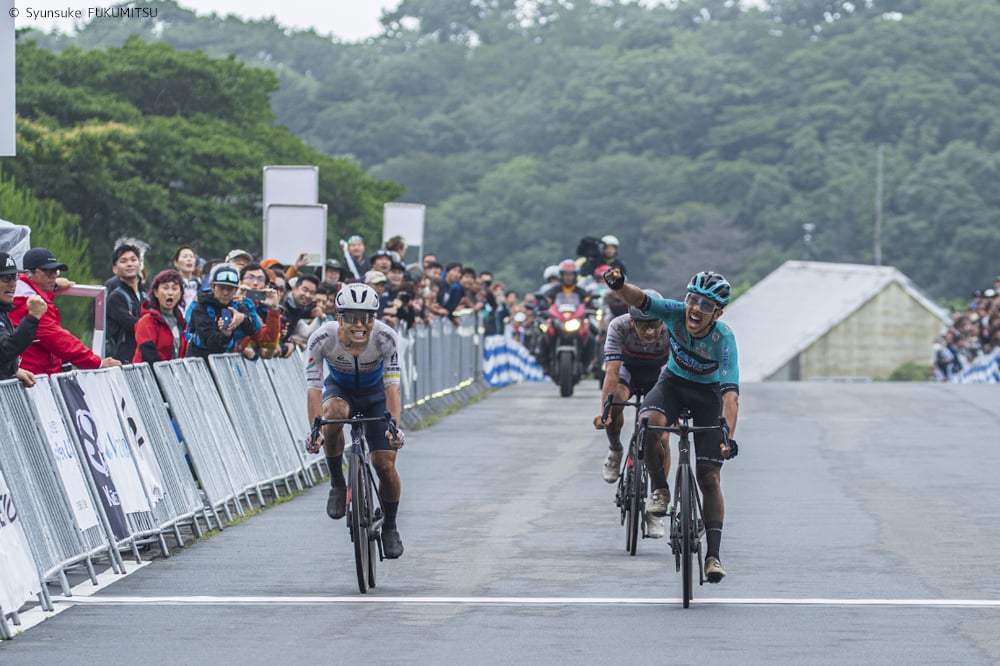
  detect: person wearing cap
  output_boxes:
[369,249,393,276]
[11,247,122,375]
[325,258,351,284]
[364,270,389,318]
[225,249,254,271]
[0,252,49,386]
[185,262,261,359]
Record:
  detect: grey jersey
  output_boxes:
[305,319,401,392]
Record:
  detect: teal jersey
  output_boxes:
[645,296,739,391]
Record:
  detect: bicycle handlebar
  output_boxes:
[308,412,396,453]
[638,414,738,459]
[600,391,644,424]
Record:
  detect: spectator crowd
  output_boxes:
[1,232,626,385]
[933,277,1000,381]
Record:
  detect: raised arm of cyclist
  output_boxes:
[604,266,740,582]
[305,283,406,559]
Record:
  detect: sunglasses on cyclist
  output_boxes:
[684,292,720,314]
[635,319,663,332]
[340,311,375,325]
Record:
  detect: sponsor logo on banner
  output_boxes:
[59,376,130,541]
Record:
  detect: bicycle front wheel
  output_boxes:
[350,456,370,594]
[626,440,642,556]
[680,467,695,608]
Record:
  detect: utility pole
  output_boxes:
[874,144,883,266]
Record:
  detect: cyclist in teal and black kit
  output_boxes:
[602,268,740,583]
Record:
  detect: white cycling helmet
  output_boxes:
[335,283,380,312]
[543,265,560,281]
[601,234,620,247]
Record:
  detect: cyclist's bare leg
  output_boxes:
[321,397,349,458]
[640,409,672,512]
[371,451,400,502]
[696,463,724,558]
[321,398,350,519]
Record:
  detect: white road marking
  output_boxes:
[52,595,1000,608]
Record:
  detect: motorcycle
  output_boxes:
[539,292,594,397]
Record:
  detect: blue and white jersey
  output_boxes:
[643,296,739,393]
[305,319,401,393]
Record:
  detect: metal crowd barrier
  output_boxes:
[121,364,209,542]
[153,358,259,522]
[207,354,305,497]
[2,314,485,638]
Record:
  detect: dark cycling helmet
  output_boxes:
[209,262,240,287]
[559,259,578,274]
[687,271,731,306]
[629,289,662,322]
[335,283,380,312]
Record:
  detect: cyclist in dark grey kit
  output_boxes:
[603,268,740,583]
[593,290,672,537]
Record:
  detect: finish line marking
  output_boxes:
[52,595,1000,609]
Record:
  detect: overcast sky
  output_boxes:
[16,0,399,41]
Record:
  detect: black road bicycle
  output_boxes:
[310,412,398,594]
[637,409,733,608]
[602,390,649,556]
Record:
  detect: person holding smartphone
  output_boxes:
[236,263,283,360]
[185,263,261,360]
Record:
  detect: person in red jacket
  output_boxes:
[133,269,188,364]
[11,247,121,375]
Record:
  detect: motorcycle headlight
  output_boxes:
[539,322,549,333]
[564,319,581,333]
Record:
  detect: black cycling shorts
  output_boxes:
[640,371,725,466]
[322,380,392,452]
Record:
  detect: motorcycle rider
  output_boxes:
[534,259,597,373]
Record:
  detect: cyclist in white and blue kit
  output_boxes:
[305,283,406,559]
[603,267,740,583]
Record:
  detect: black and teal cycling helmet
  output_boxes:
[687,271,731,306]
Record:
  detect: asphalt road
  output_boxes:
[2,379,999,664]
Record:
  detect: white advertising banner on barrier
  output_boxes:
[73,373,152,517]
[0,467,41,614]
[29,376,101,532]
[107,370,165,505]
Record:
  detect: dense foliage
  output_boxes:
[16,0,1000,298]
[7,36,402,278]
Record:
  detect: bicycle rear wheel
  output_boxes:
[680,467,695,608]
[350,456,370,594]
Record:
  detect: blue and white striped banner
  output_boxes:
[955,348,1000,384]
[483,336,544,387]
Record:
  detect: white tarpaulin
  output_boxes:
[0,467,41,615]
[0,219,31,260]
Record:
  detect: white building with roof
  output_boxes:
[724,261,949,382]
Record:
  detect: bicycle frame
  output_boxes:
[637,408,729,608]
[310,412,394,593]
[602,390,648,555]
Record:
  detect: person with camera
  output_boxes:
[185,263,261,360]
[235,263,284,360]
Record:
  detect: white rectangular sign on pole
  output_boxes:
[264,204,328,267]
[262,166,319,220]
[383,203,426,261]
[1,0,15,156]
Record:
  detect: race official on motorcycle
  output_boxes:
[534,259,598,371]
